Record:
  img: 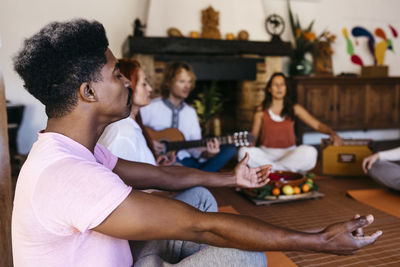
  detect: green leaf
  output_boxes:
[287,0,296,38]
[258,190,271,199]
[306,173,315,179]
[296,15,302,30]
[306,20,315,32]
[192,81,223,130]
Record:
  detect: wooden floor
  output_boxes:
[210,176,400,266]
[8,140,400,266]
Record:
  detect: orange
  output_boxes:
[225,33,235,40]
[189,31,199,38]
[293,186,301,194]
[302,183,311,193]
[272,188,280,196]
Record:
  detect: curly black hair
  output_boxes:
[13,19,109,118]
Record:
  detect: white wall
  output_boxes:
[146,0,400,145]
[147,0,400,76]
[1,0,400,153]
[0,0,147,153]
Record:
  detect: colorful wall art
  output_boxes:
[343,25,398,67]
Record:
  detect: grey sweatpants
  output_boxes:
[132,186,267,267]
[368,160,400,191]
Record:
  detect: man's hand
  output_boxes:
[362,153,379,174]
[234,152,271,188]
[156,151,176,166]
[204,138,220,158]
[319,214,382,255]
[352,214,364,237]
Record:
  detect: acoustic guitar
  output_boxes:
[145,127,254,154]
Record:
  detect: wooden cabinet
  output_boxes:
[294,77,400,136]
[366,81,399,128]
[337,83,365,129]
[303,84,336,126]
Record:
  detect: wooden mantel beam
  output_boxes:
[122,36,292,57]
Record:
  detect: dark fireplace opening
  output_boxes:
[186,80,240,137]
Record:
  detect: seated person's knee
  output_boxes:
[238,147,250,160]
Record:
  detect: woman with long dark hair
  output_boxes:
[238,72,342,173]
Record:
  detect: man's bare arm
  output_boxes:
[94,190,382,255]
[113,153,271,190]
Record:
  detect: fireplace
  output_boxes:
[123,36,292,136]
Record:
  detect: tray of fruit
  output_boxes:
[239,172,324,206]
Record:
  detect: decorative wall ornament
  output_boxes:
[343,25,398,67]
[133,18,146,37]
[201,6,221,39]
[237,30,249,40]
[167,27,184,37]
[265,14,285,42]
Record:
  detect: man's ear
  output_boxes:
[79,82,97,102]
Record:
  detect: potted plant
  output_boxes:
[287,0,336,76]
[287,0,315,76]
[192,81,223,136]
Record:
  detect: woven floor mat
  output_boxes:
[218,205,297,267]
[210,176,400,267]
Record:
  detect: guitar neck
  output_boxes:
[145,127,253,153]
[165,135,234,152]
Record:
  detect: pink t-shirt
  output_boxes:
[12,132,133,267]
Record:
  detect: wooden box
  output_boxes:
[321,139,372,176]
[361,66,388,77]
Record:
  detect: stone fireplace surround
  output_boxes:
[122,36,292,134]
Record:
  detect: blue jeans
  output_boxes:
[177,145,237,172]
[132,187,267,267]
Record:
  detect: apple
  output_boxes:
[282,185,294,195]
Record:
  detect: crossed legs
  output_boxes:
[238,145,317,174]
